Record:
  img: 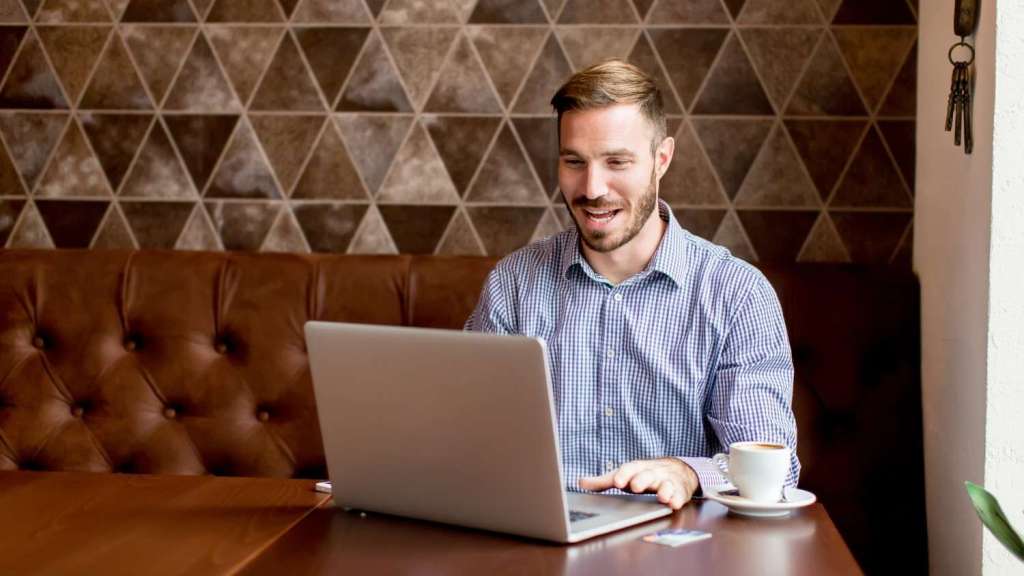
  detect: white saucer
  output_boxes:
[703,485,816,518]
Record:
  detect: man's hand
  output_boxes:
[578,458,699,510]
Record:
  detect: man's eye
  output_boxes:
[563,159,584,167]
[608,159,631,169]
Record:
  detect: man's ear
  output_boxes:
[655,136,675,180]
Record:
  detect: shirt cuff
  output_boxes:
[677,457,733,499]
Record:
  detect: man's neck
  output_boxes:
[580,211,667,285]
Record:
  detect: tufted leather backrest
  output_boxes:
[0,249,924,572]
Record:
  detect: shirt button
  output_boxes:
[604,407,614,417]
[606,348,615,358]
[605,461,616,472]
[613,293,623,302]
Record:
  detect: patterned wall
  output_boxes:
[0,0,917,263]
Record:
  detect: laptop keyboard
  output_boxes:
[569,510,598,523]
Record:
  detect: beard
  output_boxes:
[566,167,659,254]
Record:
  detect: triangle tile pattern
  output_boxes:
[347,204,396,254]
[785,119,866,200]
[121,0,195,22]
[293,203,368,253]
[740,27,821,112]
[207,119,280,199]
[164,114,238,192]
[207,26,285,105]
[206,0,283,22]
[879,42,916,116]
[249,33,323,111]
[7,201,53,247]
[0,112,67,190]
[469,0,546,23]
[292,0,370,23]
[341,212,390,258]
[102,0,127,18]
[467,26,547,109]
[381,27,457,109]
[90,203,136,248]
[292,120,366,200]
[0,30,68,109]
[713,210,755,260]
[36,26,110,105]
[632,0,655,19]
[833,0,915,24]
[891,219,912,269]
[877,120,915,191]
[831,124,910,207]
[336,32,412,112]
[450,0,476,22]
[693,33,773,115]
[647,0,727,24]
[251,114,324,194]
[425,35,502,114]
[0,199,25,245]
[377,204,455,254]
[422,114,500,196]
[79,32,152,109]
[36,120,110,197]
[648,28,727,110]
[834,27,916,112]
[467,206,544,257]
[557,27,639,71]
[786,35,865,116]
[119,119,194,198]
[378,0,458,24]
[511,117,558,196]
[120,200,193,248]
[628,32,681,114]
[0,135,24,194]
[335,114,412,195]
[676,208,726,241]
[35,199,108,247]
[830,210,911,263]
[736,209,817,262]
[20,0,43,19]
[734,124,818,207]
[722,0,746,19]
[262,208,309,253]
[276,0,300,18]
[175,204,220,250]
[660,121,727,206]
[558,0,637,23]
[378,122,458,204]
[814,0,840,22]
[530,207,562,242]
[540,0,565,18]
[204,200,280,251]
[0,26,26,79]
[164,33,242,112]
[363,0,386,17]
[436,207,483,256]
[798,212,848,262]
[296,27,368,107]
[512,33,571,114]
[188,0,213,18]
[465,122,546,204]
[692,118,772,200]
[1,0,28,21]
[37,0,109,22]
[121,26,197,106]
[737,0,819,24]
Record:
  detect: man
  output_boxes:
[466,59,799,510]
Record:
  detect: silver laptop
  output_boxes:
[304,321,672,543]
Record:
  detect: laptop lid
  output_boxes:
[305,321,571,542]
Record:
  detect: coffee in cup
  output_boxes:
[712,441,790,503]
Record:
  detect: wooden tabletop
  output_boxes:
[242,498,862,576]
[0,471,861,575]
[0,471,329,576]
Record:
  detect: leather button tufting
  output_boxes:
[215,341,228,354]
[163,407,177,419]
[257,410,270,423]
[71,405,84,418]
[124,338,137,351]
[32,336,45,349]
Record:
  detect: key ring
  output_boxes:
[948,40,975,65]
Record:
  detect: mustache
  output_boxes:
[571,198,624,210]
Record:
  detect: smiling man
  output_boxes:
[466,59,799,509]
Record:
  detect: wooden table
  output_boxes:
[0,471,861,575]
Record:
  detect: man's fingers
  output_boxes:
[656,478,677,504]
[612,461,645,490]
[628,469,658,493]
[578,471,615,492]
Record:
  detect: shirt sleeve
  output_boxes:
[677,456,732,498]
[464,265,515,334]
[704,275,801,488]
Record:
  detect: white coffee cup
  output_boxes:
[712,441,790,503]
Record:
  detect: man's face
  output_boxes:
[558,103,668,253]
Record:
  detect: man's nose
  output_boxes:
[582,165,608,200]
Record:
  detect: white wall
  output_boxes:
[916,0,1024,574]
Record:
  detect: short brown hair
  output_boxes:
[550,59,667,152]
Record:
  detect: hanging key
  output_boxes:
[945,62,961,132]
[954,64,964,146]
[962,65,973,153]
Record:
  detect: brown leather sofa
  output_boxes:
[0,249,925,574]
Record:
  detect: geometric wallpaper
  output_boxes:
[0,0,917,264]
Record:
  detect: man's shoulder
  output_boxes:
[491,229,573,280]
[677,227,769,294]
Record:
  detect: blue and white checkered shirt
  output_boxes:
[466,201,800,493]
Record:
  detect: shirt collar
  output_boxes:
[560,199,687,287]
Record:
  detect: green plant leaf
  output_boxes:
[965,481,1024,562]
